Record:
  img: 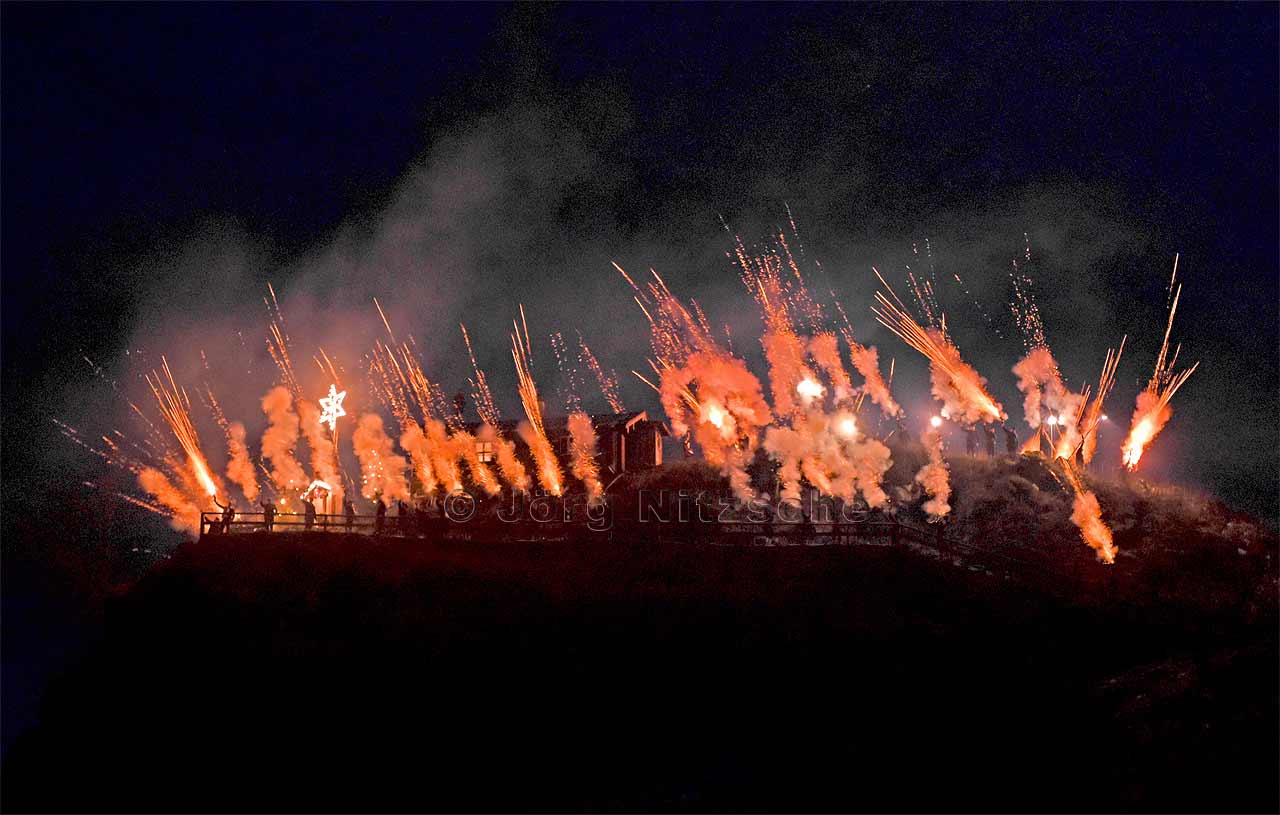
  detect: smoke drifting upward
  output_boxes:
[808,334,852,404]
[661,349,773,502]
[483,423,530,493]
[399,422,437,495]
[224,421,259,502]
[1011,346,1085,458]
[259,386,307,499]
[424,418,462,494]
[138,467,199,533]
[567,411,604,504]
[846,342,900,418]
[452,429,501,496]
[763,411,891,507]
[915,427,951,521]
[352,413,409,501]
[298,400,343,508]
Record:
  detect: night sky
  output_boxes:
[2,4,1277,710]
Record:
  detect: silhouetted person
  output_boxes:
[261,500,276,533]
[397,500,410,535]
[983,424,996,457]
[965,427,979,455]
[375,497,387,535]
[1003,424,1018,456]
[303,497,316,531]
[344,497,356,533]
[211,496,234,534]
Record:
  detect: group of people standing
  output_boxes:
[205,493,441,537]
[964,423,1019,457]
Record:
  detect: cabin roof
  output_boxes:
[465,410,669,437]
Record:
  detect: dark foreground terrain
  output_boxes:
[4,532,1276,813]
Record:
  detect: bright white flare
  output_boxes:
[318,384,347,432]
[796,377,826,401]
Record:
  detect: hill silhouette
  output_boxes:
[4,460,1276,812]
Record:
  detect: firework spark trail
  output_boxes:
[259,385,307,500]
[733,231,824,419]
[832,298,902,418]
[146,358,221,500]
[368,342,415,426]
[1009,260,1048,352]
[265,285,303,402]
[1077,338,1125,464]
[1061,458,1117,563]
[660,349,772,501]
[578,331,625,413]
[567,411,605,504]
[199,382,256,501]
[138,466,200,532]
[458,325,530,491]
[1121,267,1200,470]
[446,428,499,497]
[352,413,409,501]
[511,313,563,495]
[808,333,853,403]
[461,323,501,426]
[613,261,716,370]
[315,348,344,386]
[872,275,1005,425]
[482,422,530,493]
[915,425,951,521]
[550,331,584,414]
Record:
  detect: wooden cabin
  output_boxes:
[466,411,669,481]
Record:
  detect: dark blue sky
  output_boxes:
[2,1,1277,758]
[3,3,1277,519]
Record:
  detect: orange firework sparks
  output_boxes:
[1077,337,1125,464]
[511,309,562,495]
[1121,260,1199,470]
[145,357,220,499]
[264,283,303,401]
[461,323,501,427]
[578,331,625,413]
[1061,458,1117,564]
[872,274,1005,424]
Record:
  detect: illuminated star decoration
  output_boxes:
[318,384,347,432]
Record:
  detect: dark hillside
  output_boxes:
[4,532,1275,812]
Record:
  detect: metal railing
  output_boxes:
[200,511,425,538]
[199,510,1067,582]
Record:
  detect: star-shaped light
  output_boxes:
[318,384,347,432]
